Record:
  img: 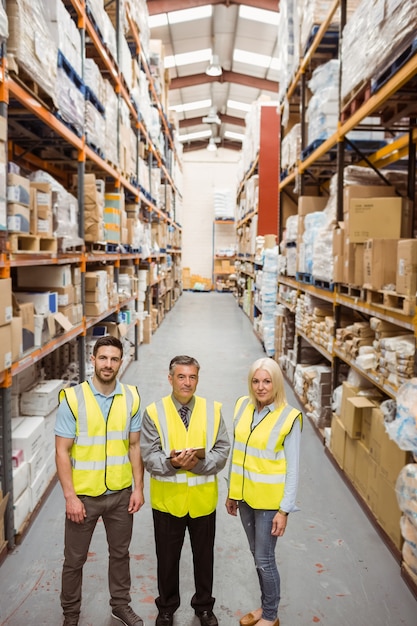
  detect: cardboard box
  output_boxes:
[375,473,402,549]
[363,239,398,290]
[7,173,30,206]
[298,196,328,217]
[11,316,23,362]
[0,492,9,547]
[85,301,108,317]
[13,461,29,500]
[12,416,45,462]
[330,413,346,469]
[20,379,64,416]
[27,446,46,484]
[342,396,374,439]
[396,239,417,296]
[360,401,373,449]
[343,184,397,212]
[369,407,409,487]
[0,323,12,370]
[340,381,360,417]
[7,203,30,233]
[366,456,379,513]
[344,434,357,483]
[85,271,108,291]
[13,488,31,532]
[343,242,364,286]
[0,278,12,327]
[345,195,403,243]
[354,440,371,498]
[29,464,47,511]
[30,182,52,219]
[143,315,152,344]
[369,407,387,466]
[16,264,72,289]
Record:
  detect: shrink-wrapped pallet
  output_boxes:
[56,67,85,137]
[341,0,417,105]
[7,0,58,105]
[0,3,8,42]
[103,79,119,167]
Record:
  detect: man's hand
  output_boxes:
[169,448,199,471]
[128,486,145,514]
[65,494,87,524]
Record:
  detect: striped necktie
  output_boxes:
[179,405,189,428]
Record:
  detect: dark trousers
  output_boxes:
[152,508,216,615]
[61,488,133,618]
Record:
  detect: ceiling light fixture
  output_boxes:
[205,54,222,77]
[207,137,218,152]
[202,106,221,125]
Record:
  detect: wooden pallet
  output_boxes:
[366,289,415,316]
[8,62,56,111]
[338,283,367,302]
[340,80,372,123]
[9,234,57,254]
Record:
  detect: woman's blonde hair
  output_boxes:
[247,357,287,408]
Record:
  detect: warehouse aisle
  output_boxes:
[0,292,416,626]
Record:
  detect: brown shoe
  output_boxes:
[240,613,261,626]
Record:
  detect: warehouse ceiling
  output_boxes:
[147,0,280,152]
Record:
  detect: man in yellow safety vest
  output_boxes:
[55,335,145,626]
[141,355,230,626]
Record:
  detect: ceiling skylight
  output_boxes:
[234,48,279,71]
[178,130,212,142]
[239,5,280,26]
[227,99,252,113]
[149,6,212,29]
[164,48,212,69]
[224,131,245,142]
[169,99,212,113]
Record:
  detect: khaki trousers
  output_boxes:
[61,488,133,618]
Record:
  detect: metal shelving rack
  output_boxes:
[0,0,182,552]
[277,0,417,594]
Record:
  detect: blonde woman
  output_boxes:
[226,357,302,626]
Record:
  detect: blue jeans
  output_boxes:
[239,501,280,621]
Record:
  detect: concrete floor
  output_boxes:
[0,292,416,626]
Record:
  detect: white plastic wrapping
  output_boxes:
[396,464,417,526]
[277,0,300,104]
[386,380,417,453]
[7,0,58,105]
[341,0,417,104]
[56,67,85,137]
[0,3,8,42]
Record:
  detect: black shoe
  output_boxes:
[155,612,173,626]
[195,611,218,626]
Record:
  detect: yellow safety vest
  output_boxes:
[146,395,222,518]
[59,381,140,496]
[229,396,302,509]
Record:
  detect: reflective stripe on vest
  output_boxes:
[147,395,220,517]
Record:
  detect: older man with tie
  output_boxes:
[140,355,230,626]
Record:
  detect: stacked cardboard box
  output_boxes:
[330,382,409,549]
[0,278,12,370]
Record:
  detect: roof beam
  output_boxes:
[182,138,242,152]
[178,113,245,128]
[170,71,278,93]
[147,1,279,16]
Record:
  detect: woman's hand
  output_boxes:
[225,497,239,516]
[271,510,287,536]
